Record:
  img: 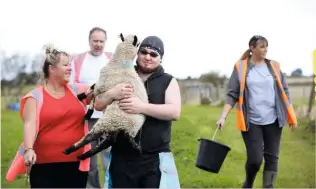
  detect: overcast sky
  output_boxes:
[0,0,315,79]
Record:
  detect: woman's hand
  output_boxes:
[216,117,226,129]
[289,124,297,132]
[24,149,36,166]
[108,82,134,101]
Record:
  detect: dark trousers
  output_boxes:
[109,153,161,188]
[30,161,88,188]
[241,119,282,184]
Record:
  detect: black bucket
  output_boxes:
[196,127,231,173]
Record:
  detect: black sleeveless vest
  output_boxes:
[111,65,173,156]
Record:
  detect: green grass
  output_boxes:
[1,105,315,188]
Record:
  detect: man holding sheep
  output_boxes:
[94,36,182,188]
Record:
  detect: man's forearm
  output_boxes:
[94,91,114,111]
[141,103,181,121]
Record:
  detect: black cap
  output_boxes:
[139,36,164,58]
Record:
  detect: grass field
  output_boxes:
[1,105,315,188]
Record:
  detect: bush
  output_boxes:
[200,97,211,105]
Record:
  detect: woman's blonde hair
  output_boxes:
[37,44,70,85]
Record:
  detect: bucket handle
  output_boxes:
[211,126,220,140]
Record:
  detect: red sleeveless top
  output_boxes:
[33,87,86,163]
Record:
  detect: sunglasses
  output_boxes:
[139,49,159,58]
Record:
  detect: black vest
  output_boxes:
[111,65,173,156]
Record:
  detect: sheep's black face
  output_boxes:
[116,33,140,62]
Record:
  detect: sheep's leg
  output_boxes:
[77,132,118,160]
[77,83,96,101]
[84,97,96,120]
[77,92,87,101]
[77,136,111,160]
[84,86,108,120]
[63,129,103,155]
[128,136,142,152]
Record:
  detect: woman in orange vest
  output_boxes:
[217,35,297,188]
[5,45,112,188]
[5,45,95,188]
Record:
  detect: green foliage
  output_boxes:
[200,97,211,105]
[199,71,227,86]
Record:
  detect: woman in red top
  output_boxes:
[21,45,94,188]
[21,45,133,188]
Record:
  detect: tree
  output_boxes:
[1,53,29,108]
[290,68,303,77]
[199,71,227,87]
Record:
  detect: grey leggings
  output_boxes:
[241,119,283,178]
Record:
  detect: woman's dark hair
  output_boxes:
[37,44,70,85]
[240,35,268,60]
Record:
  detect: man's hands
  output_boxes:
[94,82,135,111]
[108,82,134,101]
[119,97,146,114]
[95,82,146,114]
[109,82,147,114]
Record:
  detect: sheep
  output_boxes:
[63,33,148,159]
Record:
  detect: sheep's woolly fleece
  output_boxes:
[63,33,148,155]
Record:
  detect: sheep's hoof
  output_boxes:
[84,109,94,120]
[63,145,77,155]
[77,92,87,101]
[77,136,113,160]
[77,152,90,160]
[129,138,142,152]
[136,145,142,152]
[77,146,100,160]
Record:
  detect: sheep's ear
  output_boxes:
[119,33,124,42]
[133,35,138,46]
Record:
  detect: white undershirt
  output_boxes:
[70,52,110,118]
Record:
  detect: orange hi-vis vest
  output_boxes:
[73,51,112,83]
[234,59,298,131]
[6,83,91,182]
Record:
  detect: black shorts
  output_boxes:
[109,153,161,188]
